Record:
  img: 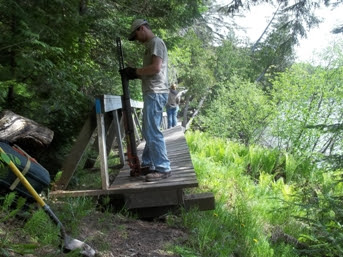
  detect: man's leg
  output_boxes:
[142,93,170,173]
[172,107,178,127]
[166,107,172,129]
[141,114,153,169]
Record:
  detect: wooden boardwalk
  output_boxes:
[51,95,214,217]
[112,125,198,193]
[51,126,214,217]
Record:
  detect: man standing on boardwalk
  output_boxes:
[120,19,171,182]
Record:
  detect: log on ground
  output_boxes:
[0,110,54,149]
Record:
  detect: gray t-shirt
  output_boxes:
[142,36,169,94]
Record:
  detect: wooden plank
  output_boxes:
[50,189,115,197]
[104,112,117,155]
[50,175,197,196]
[133,109,142,140]
[112,110,124,166]
[102,95,122,112]
[56,109,97,190]
[52,125,199,196]
[96,99,109,189]
[108,125,198,193]
[184,192,215,211]
[102,95,143,112]
[124,189,183,209]
[132,111,141,145]
[130,99,144,109]
[83,112,117,169]
[111,174,198,191]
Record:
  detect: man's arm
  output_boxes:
[136,55,162,76]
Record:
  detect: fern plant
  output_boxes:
[0,192,39,255]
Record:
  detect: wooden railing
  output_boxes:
[55,95,146,190]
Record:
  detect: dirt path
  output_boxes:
[1,210,190,257]
[80,213,189,257]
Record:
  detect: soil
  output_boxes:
[80,213,189,257]
[0,208,190,257]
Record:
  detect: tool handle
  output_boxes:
[0,147,45,207]
[0,147,68,237]
[43,204,67,238]
[115,37,141,176]
[116,37,125,70]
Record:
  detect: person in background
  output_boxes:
[166,83,180,129]
[120,19,171,182]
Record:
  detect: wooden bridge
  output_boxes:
[51,95,214,217]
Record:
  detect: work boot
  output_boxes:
[140,166,155,175]
[145,171,171,182]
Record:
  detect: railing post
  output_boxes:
[95,98,109,189]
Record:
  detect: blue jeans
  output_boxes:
[167,106,179,128]
[141,93,171,172]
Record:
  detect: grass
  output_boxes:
[0,193,43,255]
[1,130,343,256]
[174,130,332,257]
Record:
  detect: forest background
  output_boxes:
[1,0,343,256]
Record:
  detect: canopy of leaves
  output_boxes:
[1,0,342,173]
[0,0,206,172]
[198,76,274,145]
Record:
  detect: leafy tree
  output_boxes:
[251,13,296,87]
[214,39,254,82]
[0,0,95,170]
[169,29,215,127]
[0,0,207,173]
[213,0,343,86]
[198,76,274,145]
[269,45,343,162]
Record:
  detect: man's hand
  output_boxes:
[119,67,138,80]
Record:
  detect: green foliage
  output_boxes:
[169,29,216,122]
[184,130,343,256]
[293,171,343,257]
[24,208,60,246]
[198,77,275,144]
[1,192,17,212]
[0,237,38,257]
[0,0,208,175]
[0,193,39,255]
[270,60,343,160]
[0,194,26,222]
[1,2,343,255]
[184,131,298,256]
[57,197,95,235]
[214,40,254,82]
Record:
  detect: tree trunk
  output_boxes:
[251,3,281,53]
[181,94,191,127]
[185,94,207,130]
[0,110,54,151]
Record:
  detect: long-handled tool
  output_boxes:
[0,147,96,257]
[116,37,141,177]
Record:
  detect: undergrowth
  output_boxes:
[0,191,99,256]
[1,130,343,256]
[172,130,343,257]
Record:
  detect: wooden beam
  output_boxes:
[100,95,143,112]
[56,109,96,190]
[96,98,109,189]
[184,192,215,211]
[124,189,183,209]
[112,110,124,166]
[83,111,114,169]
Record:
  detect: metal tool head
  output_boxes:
[64,235,96,257]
